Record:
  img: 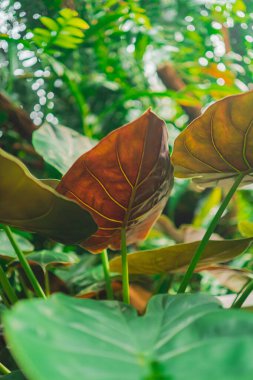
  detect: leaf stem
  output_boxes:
[0,287,11,307]
[101,249,114,300]
[231,280,250,307]
[0,265,18,304]
[19,273,32,299]
[178,173,245,294]
[0,362,11,375]
[121,227,130,304]
[233,279,253,308]
[3,226,46,299]
[44,269,51,297]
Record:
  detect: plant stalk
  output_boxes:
[121,227,130,304]
[0,287,11,307]
[233,279,253,308]
[178,173,245,293]
[0,265,18,304]
[101,249,114,300]
[231,280,250,307]
[44,269,51,297]
[3,226,46,299]
[0,362,11,375]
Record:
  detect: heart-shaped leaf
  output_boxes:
[0,149,97,244]
[110,238,252,274]
[172,91,253,187]
[24,250,78,270]
[4,293,253,380]
[57,109,173,252]
[32,123,96,175]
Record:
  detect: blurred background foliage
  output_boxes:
[0,0,253,299]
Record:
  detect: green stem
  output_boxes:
[178,173,245,294]
[19,273,32,299]
[44,269,51,297]
[233,279,253,308]
[0,362,11,375]
[0,288,11,308]
[231,280,250,307]
[101,249,114,300]
[0,265,18,304]
[121,228,130,304]
[3,226,46,299]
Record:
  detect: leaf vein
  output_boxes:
[84,161,127,211]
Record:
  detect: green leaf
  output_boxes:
[0,231,33,259]
[55,35,83,45]
[67,18,89,30]
[33,28,51,38]
[52,40,76,49]
[62,27,84,38]
[238,221,253,238]
[54,255,100,291]
[193,187,222,228]
[0,149,97,244]
[24,250,78,270]
[32,123,96,175]
[58,8,78,19]
[110,238,253,275]
[4,293,253,380]
[40,17,59,31]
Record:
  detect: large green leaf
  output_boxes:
[32,123,96,175]
[110,238,252,274]
[0,149,97,244]
[0,231,33,259]
[3,293,253,380]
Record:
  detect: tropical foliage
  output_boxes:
[0,1,253,379]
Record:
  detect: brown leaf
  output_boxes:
[204,265,252,293]
[171,91,253,188]
[180,225,222,243]
[129,284,152,315]
[57,109,173,253]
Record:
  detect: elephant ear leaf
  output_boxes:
[109,238,253,274]
[57,109,174,253]
[0,149,97,244]
[172,91,253,188]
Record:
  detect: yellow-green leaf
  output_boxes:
[110,238,252,275]
[62,27,84,38]
[67,18,89,30]
[59,8,78,19]
[53,40,77,49]
[56,35,83,45]
[238,221,253,237]
[33,28,51,38]
[40,17,59,31]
